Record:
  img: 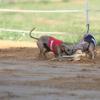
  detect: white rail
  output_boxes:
[0,28,66,34]
[0,8,82,13]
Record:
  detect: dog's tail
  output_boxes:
[29,27,39,40]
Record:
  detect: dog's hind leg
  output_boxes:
[42,43,51,58]
[43,50,49,58]
[37,41,44,58]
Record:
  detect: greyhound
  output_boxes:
[72,33,96,59]
[29,27,70,60]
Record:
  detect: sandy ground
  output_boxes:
[0,40,100,100]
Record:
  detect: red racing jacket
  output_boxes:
[48,37,63,54]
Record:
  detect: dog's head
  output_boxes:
[61,43,74,55]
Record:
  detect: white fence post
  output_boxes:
[85,0,90,33]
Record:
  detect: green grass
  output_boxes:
[0,0,100,44]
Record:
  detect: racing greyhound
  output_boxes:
[29,27,70,60]
[72,33,96,59]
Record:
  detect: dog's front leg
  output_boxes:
[56,46,63,61]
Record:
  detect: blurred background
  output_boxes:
[0,0,100,44]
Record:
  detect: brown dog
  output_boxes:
[29,28,70,60]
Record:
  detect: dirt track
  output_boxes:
[0,41,100,100]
